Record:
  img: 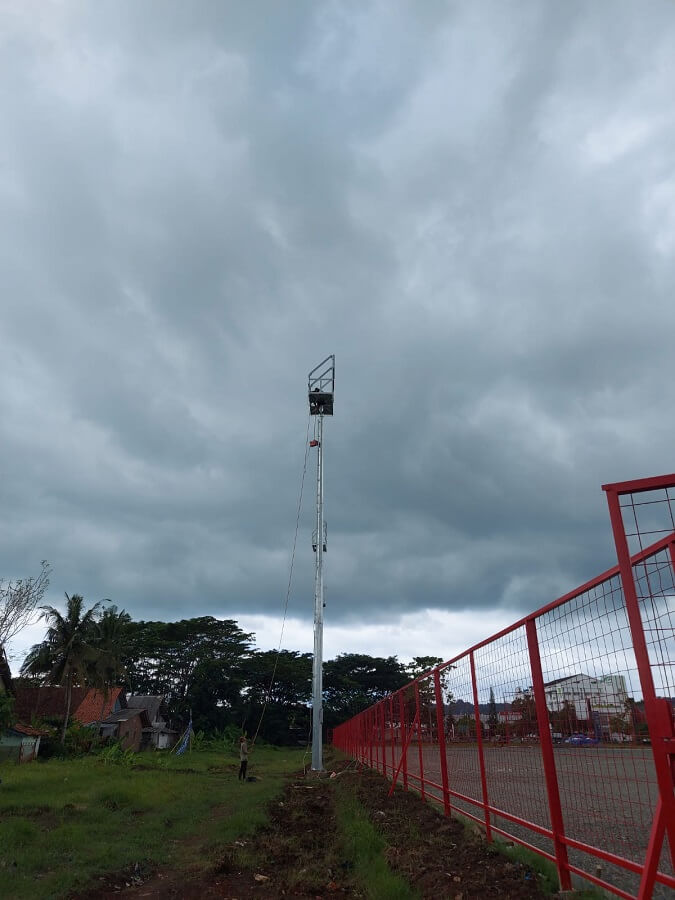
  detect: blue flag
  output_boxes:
[174,714,192,756]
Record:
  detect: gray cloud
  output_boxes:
[2,1,675,650]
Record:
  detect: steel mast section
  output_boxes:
[308,355,335,772]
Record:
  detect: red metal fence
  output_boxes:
[332,474,675,899]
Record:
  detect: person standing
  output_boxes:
[238,736,248,781]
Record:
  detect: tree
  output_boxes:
[511,693,536,723]
[0,692,14,731]
[21,593,101,743]
[88,605,131,723]
[488,687,498,728]
[550,700,578,735]
[609,714,631,737]
[237,650,312,744]
[323,654,409,729]
[403,657,454,736]
[0,561,50,649]
[123,617,255,726]
[405,656,444,682]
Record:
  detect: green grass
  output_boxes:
[0,744,304,899]
[336,787,418,900]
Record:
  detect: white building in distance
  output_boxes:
[544,673,628,720]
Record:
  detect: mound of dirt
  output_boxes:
[71,759,547,899]
[344,765,545,899]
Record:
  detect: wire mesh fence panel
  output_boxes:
[442,655,485,827]
[333,474,675,899]
[472,626,558,863]
[606,476,675,898]
[632,549,675,704]
[535,569,667,898]
[619,487,675,557]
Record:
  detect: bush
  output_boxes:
[39,723,100,760]
[99,741,136,767]
[0,693,15,731]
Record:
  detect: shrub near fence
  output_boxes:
[333,474,675,900]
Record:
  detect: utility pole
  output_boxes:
[308,355,335,771]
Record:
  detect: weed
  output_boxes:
[336,788,418,900]
[98,741,136,767]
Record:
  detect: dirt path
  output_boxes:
[72,759,547,899]
[344,765,545,899]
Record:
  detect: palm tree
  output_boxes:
[87,605,131,725]
[21,593,102,744]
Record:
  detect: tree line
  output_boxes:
[13,592,443,745]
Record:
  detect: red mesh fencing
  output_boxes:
[332,475,675,899]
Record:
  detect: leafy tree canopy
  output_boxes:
[323,653,409,727]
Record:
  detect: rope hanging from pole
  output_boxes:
[251,412,312,746]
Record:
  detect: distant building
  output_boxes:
[11,685,175,752]
[126,695,177,750]
[99,707,151,752]
[544,673,628,721]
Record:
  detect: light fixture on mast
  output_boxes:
[308,354,335,772]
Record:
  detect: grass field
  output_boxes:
[0,743,305,899]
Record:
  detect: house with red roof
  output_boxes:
[12,685,126,727]
[74,686,126,725]
[6,674,173,754]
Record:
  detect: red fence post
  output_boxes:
[526,618,572,891]
[434,669,451,816]
[389,695,396,780]
[398,691,408,790]
[414,681,425,800]
[388,708,420,796]
[375,707,380,772]
[361,715,366,764]
[470,651,492,842]
[373,708,378,771]
[380,702,387,775]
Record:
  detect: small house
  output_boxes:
[1,723,47,763]
[126,695,177,750]
[99,707,151,752]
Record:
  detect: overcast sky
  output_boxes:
[3,1,675,671]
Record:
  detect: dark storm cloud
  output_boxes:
[2,1,675,646]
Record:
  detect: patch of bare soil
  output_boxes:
[71,771,360,899]
[345,765,546,900]
[72,759,548,899]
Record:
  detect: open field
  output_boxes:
[383,743,672,899]
[0,745,305,899]
[86,752,551,899]
[0,746,564,899]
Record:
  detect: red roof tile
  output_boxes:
[11,722,49,736]
[73,687,124,725]
[13,686,89,722]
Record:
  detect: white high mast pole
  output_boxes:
[312,413,324,771]
[308,355,335,772]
